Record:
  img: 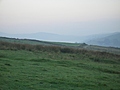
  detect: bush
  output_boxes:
[0,41,120,60]
[60,47,75,53]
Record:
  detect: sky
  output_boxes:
[0,0,120,36]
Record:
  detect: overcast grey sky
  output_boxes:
[0,0,120,36]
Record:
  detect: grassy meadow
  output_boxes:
[0,40,120,90]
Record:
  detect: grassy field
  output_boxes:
[0,40,120,90]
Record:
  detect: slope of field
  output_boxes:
[0,41,120,90]
[0,37,120,55]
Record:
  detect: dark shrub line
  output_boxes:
[0,41,120,59]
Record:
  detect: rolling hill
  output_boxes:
[0,32,120,48]
[0,32,112,43]
[0,37,120,90]
[0,36,120,55]
[0,32,82,42]
[86,32,120,48]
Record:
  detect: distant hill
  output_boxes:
[0,32,120,48]
[86,32,120,48]
[0,32,113,43]
[0,32,82,42]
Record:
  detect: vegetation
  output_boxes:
[0,38,120,90]
[0,37,120,55]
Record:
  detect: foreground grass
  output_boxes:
[0,50,120,90]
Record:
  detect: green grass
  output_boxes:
[0,49,120,90]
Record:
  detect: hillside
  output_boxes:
[0,39,120,90]
[0,37,120,55]
[86,32,120,48]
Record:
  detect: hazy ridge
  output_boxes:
[86,32,120,48]
[0,32,120,48]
